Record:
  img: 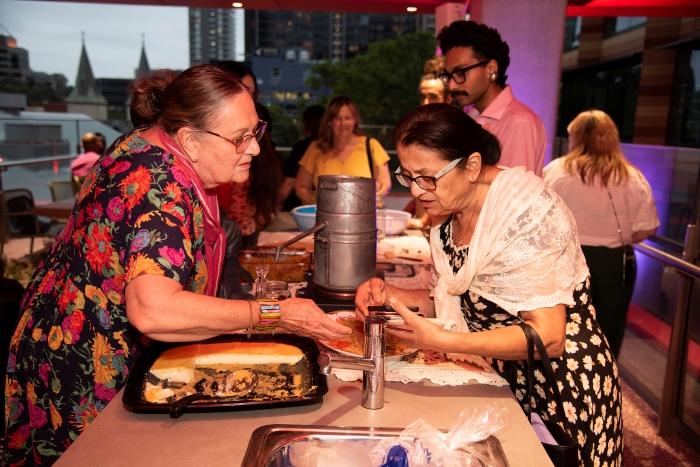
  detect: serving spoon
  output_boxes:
[169,370,258,415]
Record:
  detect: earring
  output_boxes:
[488,71,498,83]
[471,177,476,182]
[192,158,199,162]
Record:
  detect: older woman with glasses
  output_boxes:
[3,65,350,467]
[295,95,392,205]
[355,104,623,467]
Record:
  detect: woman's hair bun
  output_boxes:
[129,69,177,126]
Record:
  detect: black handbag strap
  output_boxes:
[517,322,572,434]
[365,136,374,179]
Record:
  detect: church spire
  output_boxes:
[66,36,107,105]
[136,33,151,78]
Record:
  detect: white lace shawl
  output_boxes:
[429,167,589,333]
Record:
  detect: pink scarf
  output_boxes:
[157,128,225,297]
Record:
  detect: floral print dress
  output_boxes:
[3,127,208,466]
[441,221,624,467]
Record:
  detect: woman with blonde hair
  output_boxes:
[295,95,392,204]
[543,109,659,357]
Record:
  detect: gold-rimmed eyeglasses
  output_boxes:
[200,119,267,154]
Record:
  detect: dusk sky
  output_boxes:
[0,0,190,84]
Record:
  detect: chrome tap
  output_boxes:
[318,317,386,410]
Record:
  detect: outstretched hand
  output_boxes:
[354,277,392,320]
[279,298,351,341]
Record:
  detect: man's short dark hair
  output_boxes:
[437,21,510,88]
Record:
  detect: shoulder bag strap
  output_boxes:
[517,322,573,434]
[365,136,374,179]
[607,189,625,248]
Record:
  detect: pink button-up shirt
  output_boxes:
[468,86,546,176]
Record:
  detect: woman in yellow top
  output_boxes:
[295,95,392,204]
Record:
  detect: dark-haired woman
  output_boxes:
[295,96,392,205]
[355,104,623,467]
[3,65,349,466]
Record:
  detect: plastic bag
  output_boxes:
[370,401,510,467]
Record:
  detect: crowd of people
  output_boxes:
[4,19,660,467]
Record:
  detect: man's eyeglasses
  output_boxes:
[200,120,267,154]
[438,61,490,87]
[394,157,463,190]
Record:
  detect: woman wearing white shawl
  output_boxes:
[355,104,623,467]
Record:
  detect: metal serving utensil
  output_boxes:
[169,370,258,416]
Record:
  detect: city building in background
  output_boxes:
[188,8,244,66]
[0,24,60,87]
[243,10,434,116]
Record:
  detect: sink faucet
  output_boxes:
[318,317,386,410]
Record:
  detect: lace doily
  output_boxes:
[330,350,508,387]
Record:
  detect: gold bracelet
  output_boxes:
[247,300,253,338]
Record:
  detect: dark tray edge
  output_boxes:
[122,334,328,413]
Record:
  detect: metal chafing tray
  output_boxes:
[122,334,327,413]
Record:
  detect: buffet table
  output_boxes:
[52,213,553,466]
[54,377,552,467]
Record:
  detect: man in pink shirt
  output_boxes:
[437,21,546,176]
[70,132,104,178]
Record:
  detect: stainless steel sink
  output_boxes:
[241,424,510,467]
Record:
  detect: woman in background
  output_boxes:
[295,96,392,205]
[543,109,659,358]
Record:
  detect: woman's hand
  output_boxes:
[385,297,447,351]
[354,278,393,319]
[279,298,351,341]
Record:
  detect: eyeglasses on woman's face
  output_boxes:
[200,119,267,154]
[438,61,490,87]
[394,157,464,190]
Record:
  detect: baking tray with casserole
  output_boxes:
[122,334,327,413]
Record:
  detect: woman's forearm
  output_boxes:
[294,168,315,204]
[125,275,256,342]
[442,305,566,359]
[296,186,314,205]
[632,227,657,243]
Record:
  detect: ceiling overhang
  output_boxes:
[34,0,700,17]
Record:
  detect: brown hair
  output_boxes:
[391,103,501,167]
[563,110,636,188]
[316,96,364,153]
[419,55,449,102]
[129,65,246,135]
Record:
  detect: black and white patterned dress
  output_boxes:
[441,221,624,467]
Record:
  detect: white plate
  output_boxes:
[320,311,417,365]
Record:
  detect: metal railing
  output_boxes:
[635,223,699,440]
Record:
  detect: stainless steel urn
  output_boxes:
[314,175,377,292]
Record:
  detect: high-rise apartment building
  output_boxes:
[242,10,432,116]
[189,8,244,66]
[245,11,428,62]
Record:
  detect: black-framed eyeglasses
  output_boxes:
[200,120,267,154]
[394,157,464,190]
[438,61,490,87]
